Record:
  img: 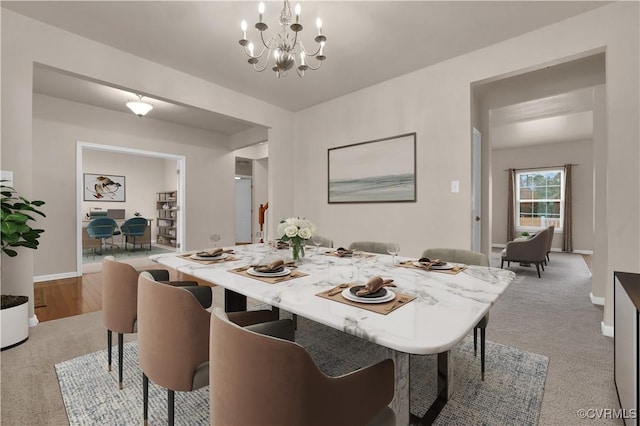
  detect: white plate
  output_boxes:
[247,267,291,278]
[191,253,228,261]
[412,261,453,270]
[342,288,396,304]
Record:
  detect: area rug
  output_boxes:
[82,244,174,264]
[56,318,548,425]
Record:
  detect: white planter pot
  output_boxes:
[1,298,29,350]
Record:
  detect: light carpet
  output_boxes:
[56,317,548,425]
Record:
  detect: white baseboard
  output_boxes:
[492,244,593,255]
[29,315,39,327]
[34,271,80,282]
[601,321,614,337]
[573,249,594,255]
[590,292,605,306]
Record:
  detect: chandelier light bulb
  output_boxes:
[316,18,322,34]
[295,3,301,22]
[241,20,247,39]
[300,51,306,66]
[258,2,265,20]
[248,42,254,57]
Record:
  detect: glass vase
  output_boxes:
[291,241,305,261]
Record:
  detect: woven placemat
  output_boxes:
[397,260,466,275]
[316,284,416,315]
[179,253,239,265]
[228,267,308,284]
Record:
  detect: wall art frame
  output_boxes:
[328,132,416,203]
[83,173,126,202]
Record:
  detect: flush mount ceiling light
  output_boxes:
[239,0,327,78]
[126,95,153,117]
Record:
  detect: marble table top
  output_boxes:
[151,244,515,355]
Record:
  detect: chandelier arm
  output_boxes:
[252,56,272,72]
[300,58,323,71]
[246,44,269,60]
[297,39,322,57]
[259,31,272,50]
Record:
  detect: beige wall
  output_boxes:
[293,2,639,328]
[32,93,235,277]
[1,9,293,318]
[491,140,594,250]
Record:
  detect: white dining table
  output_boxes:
[151,244,515,425]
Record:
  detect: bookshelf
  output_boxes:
[156,190,177,247]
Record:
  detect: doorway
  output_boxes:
[76,142,186,275]
[235,177,253,244]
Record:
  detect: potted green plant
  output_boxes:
[1,181,46,350]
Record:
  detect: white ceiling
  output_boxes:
[490,88,596,149]
[3,1,609,135]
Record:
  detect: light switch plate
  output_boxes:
[451,180,460,193]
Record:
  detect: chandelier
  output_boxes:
[239,1,327,78]
[126,95,153,117]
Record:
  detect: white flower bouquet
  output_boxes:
[277,217,316,260]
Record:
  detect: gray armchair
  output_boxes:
[501,227,551,278]
[545,225,555,264]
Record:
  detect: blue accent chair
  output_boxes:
[121,217,149,253]
[86,217,118,255]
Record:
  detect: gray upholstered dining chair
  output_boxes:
[501,227,550,278]
[349,241,390,255]
[210,308,396,426]
[421,248,490,380]
[311,235,334,248]
[102,256,205,390]
[137,272,278,426]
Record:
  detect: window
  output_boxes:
[516,169,564,230]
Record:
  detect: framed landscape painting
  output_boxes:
[328,133,416,203]
[83,173,126,202]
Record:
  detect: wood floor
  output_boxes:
[33,265,207,322]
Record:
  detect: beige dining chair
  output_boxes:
[210,308,396,426]
[137,272,277,425]
[102,256,173,390]
[421,248,490,380]
[349,241,391,255]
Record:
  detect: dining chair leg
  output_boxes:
[473,327,478,356]
[535,263,541,278]
[480,327,486,381]
[168,389,175,426]
[107,330,112,372]
[118,333,124,390]
[143,373,149,426]
[500,260,504,269]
